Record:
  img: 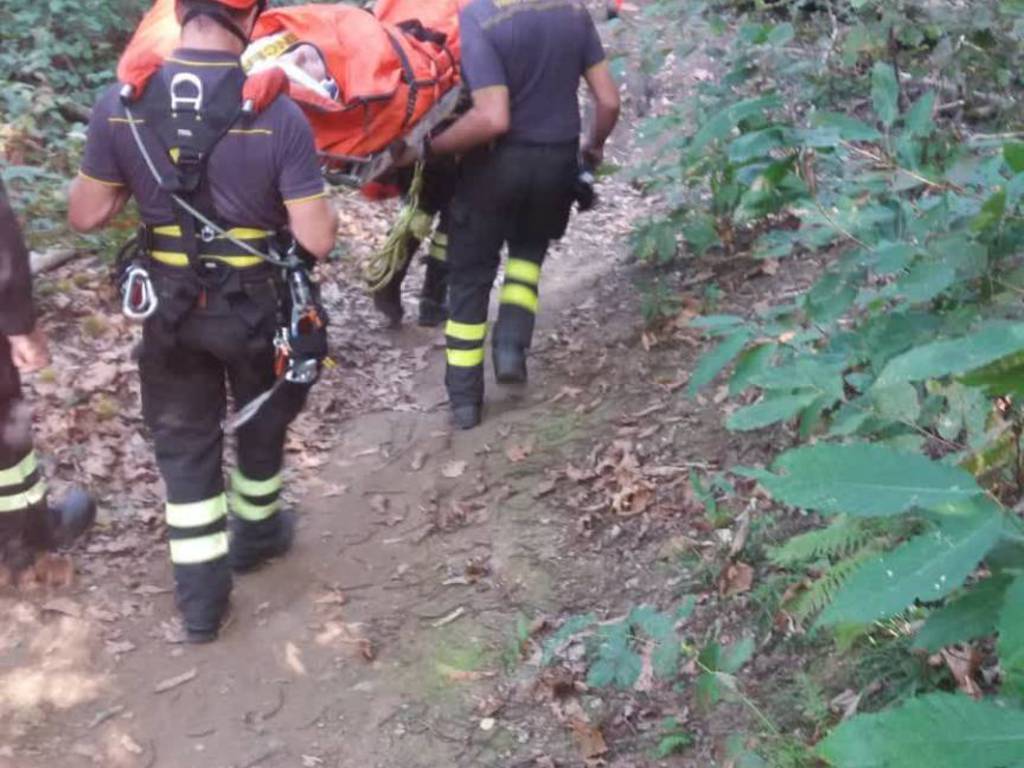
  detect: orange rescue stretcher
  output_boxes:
[118,0,466,186]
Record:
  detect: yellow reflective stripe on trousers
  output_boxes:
[446,347,485,368]
[500,283,539,313]
[231,469,282,498]
[0,452,38,487]
[505,258,541,286]
[445,320,487,342]
[166,495,227,529]
[229,493,281,522]
[429,241,447,261]
[169,532,229,565]
[0,478,46,513]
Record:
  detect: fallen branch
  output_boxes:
[30,248,78,275]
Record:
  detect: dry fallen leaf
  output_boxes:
[285,642,308,676]
[505,438,535,463]
[570,717,608,760]
[119,734,144,756]
[441,460,467,479]
[941,645,982,699]
[719,561,755,597]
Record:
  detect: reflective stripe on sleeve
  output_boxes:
[446,348,485,368]
[0,452,38,487]
[169,532,229,565]
[0,479,47,513]
[505,258,541,286]
[166,495,228,529]
[500,284,539,313]
[445,321,487,342]
[230,469,283,498]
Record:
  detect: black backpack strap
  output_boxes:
[135,64,247,275]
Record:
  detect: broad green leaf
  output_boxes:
[688,329,751,397]
[876,323,1024,387]
[904,91,936,137]
[763,443,983,517]
[870,61,899,128]
[997,575,1024,697]
[812,111,881,142]
[727,391,820,432]
[891,260,957,304]
[819,505,1004,625]
[587,620,641,690]
[1005,142,1024,174]
[914,574,1013,652]
[871,382,920,423]
[817,693,1024,767]
[729,344,777,395]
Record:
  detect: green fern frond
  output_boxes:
[771,516,880,566]
[792,548,880,622]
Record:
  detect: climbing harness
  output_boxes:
[118,72,330,433]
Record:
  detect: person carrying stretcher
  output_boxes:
[397,0,621,429]
[68,0,337,642]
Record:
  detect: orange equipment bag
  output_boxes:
[118,0,461,159]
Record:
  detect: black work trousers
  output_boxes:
[0,339,52,572]
[445,141,578,408]
[141,263,308,634]
[377,159,459,308]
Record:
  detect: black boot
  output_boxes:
[418,258,448,327]
[493,344,528,384]
[418,297,447,327]
[228,509,295,573]
[48,487,96,548]
[451,404,482,430]
[372,282,404,329]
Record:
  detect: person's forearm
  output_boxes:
[430,106,507,156]
[67,176,130,233]
[587,100,620,153]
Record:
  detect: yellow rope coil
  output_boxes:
[363,162,433,293]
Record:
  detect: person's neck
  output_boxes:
[179,23,246,55]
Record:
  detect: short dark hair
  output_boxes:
[177,0,252,27]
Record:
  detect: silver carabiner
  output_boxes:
[122,265,158,321]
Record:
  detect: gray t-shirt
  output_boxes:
[459,0,606,145]
[80,48,326,231]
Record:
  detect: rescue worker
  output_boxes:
[0,178,95,585]
[371,160,457,328]
[68,0,337,642]
[400,0,621,429]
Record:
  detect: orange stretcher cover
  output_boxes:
[118,0,462,158]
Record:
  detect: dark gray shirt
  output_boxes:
[80,48,326,230]
[459,0,606,144]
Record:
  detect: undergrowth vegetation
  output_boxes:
[631,0,1024,764]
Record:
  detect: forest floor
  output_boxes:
[0,7,836,768]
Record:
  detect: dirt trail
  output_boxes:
[0,157,649,767]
